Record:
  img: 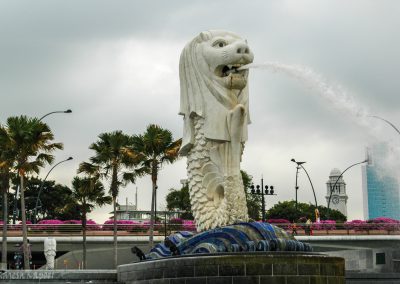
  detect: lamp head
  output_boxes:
[64,109,72,113]
[291,158,306,166]
[67,157,73,161]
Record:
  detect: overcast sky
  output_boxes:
[1,0,399,223]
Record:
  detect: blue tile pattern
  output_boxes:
[146,222,312,259]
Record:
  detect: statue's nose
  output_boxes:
[235,42,250,54]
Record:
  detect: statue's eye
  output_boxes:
[213,40,227,48]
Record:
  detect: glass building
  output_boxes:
[362,143,400,220]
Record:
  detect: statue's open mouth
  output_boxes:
[215,64,246,77]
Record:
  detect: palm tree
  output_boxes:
[87,131,137,268]
[4,116,62,269]
[69,175,111,269]
[0,124,14,269]
[131,124,181,247]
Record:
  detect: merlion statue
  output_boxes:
[44,237,56,269]
[179,30,254,231]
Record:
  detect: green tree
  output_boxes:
[166,184,193,220]
[241,170,262,221]
[17,177,79,221]
[131,124,181,247]
[3,116,62,269]
[87,131,137,268]
[267,200,347,222]
[69,175,112,269]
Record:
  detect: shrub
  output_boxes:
[169,218,183,231]
[182,220,196,231]
[344,220,368,231]
[36,219,63,231]
[313,220,336,230]
[367,217,400,231]
[102,219,140,231]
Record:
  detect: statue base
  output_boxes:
[118,252,345,284]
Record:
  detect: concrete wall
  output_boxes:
[328,248,400,273]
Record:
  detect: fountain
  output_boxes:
[117,30,345,284]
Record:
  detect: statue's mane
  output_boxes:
[179,30,250,155]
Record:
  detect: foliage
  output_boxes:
[68,176,112,219]
[86,131,137,267]
[166,184,193,220]
[102,219,141,231]
[0,116,63,269]
[267,200,347,222]
[312,220,336,230]
[367,217,400,231]
[131,124,181,246]
[241,170,261,221]
[13,177,80,221]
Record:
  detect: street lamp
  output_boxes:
[293,161,305,211]
[291,159,318,208]
[39,109,72,121]
[326,159,368,219]
[249,177,276,222]
[33,157,73,223]
[368,115,400,136]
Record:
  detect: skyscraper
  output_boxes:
[362,143,400,220]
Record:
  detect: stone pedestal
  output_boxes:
[118,252,345,284]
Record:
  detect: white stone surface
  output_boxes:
[179,30,254,231]
[44,237,56,270]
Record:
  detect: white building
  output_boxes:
[325,168,348,217]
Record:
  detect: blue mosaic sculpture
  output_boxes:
[146,222,312,259]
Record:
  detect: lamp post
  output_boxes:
[326,159,368,219]
[39,109,72,121]
[293,162,305,211]
[33,157,73,223]
[368,115,400,136]
[291,159,318,208]
[249,177,276,222]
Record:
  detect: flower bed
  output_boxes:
[312,220,336,230]
[182,220,196,231]
[34,219,64,231]
[367,217,400,231]
[103,219,142,231]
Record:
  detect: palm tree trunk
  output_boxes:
[20,174,30,270]
[149,184,155,247]
[82,205,87,269]
[1,172,9,270]
[149,162,158,248]
[113,196,117,268]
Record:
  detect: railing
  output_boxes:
[0,223,197,237]
[1,222,400,236]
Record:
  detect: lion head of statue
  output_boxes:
[179,30,254,155]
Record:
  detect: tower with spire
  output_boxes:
[326,168,348,216]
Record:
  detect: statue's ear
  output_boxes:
[199,31,210,41]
